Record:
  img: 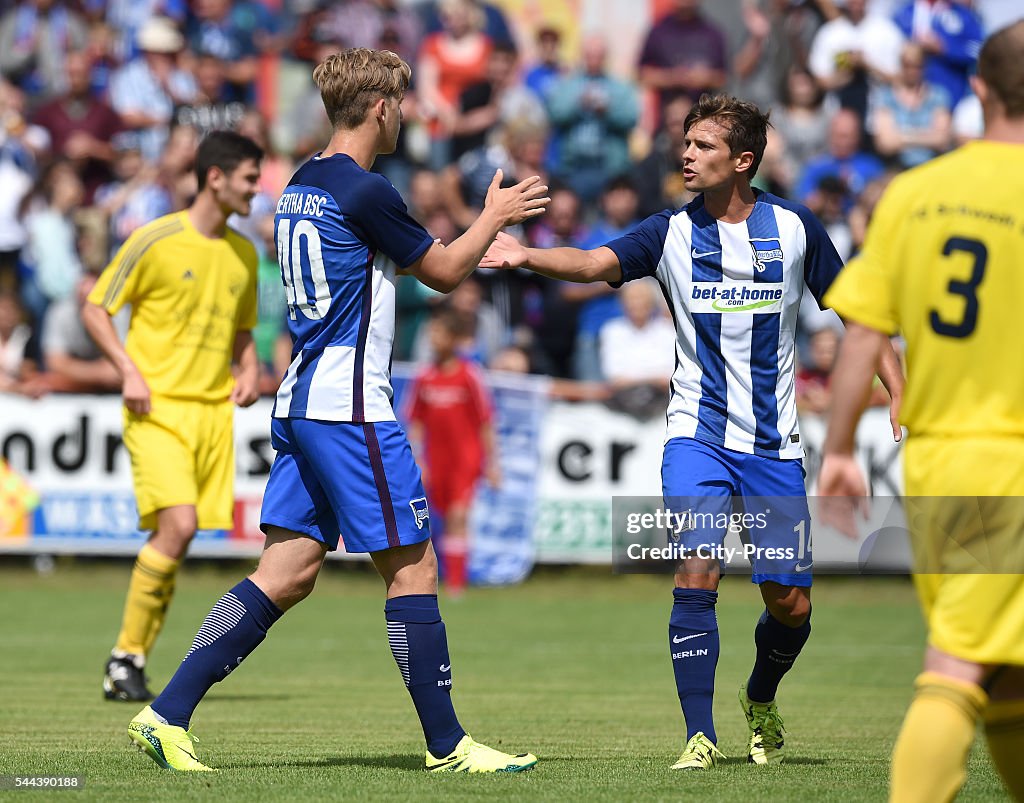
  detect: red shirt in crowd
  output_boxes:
[32,97,122,202]
[406,357,493,511]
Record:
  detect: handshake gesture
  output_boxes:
[480,231,529,270]
[484,169,549,228]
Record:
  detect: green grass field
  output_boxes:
[0,561,1007,801]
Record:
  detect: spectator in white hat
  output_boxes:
[108,16,196,162]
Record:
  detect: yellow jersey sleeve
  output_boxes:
[88,230,150,314]
[823,180,908,336]
[87,215,186,314]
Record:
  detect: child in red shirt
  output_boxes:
[407,307,498,594]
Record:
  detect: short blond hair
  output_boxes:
[312,48,412,130]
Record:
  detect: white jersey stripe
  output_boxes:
[718,219,757,453]
[771,205,808,452]
[660,216,702,442]
[305,346,356,420]
[274,352,303,418]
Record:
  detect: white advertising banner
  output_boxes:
[0,394,276,556]
[0,390,907,572]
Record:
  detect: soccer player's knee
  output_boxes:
[271,570,318,610]
[374,541,438,595]
[674,558,721,591]
[674,573,720,591]
[765,588,810,626]
[289,561,321,601]
[155,508,198,546]
[251,556,320,610]
[386,561,438,597]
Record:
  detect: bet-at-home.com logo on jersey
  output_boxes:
[690,283,784,314]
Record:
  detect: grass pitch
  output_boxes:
[0,561,1007,801]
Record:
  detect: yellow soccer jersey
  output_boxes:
[825,140,1024,439]
[88,211,258,402]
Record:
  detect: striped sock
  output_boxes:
[152,578,282,728]
[385,594,465,758]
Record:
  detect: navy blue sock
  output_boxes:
[746,608,811,703]
[669,588,720,743]
[152,578,282,728]
[385,594,465,759]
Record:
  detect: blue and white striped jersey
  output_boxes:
[605,191,843,459]
[272,153,434,422]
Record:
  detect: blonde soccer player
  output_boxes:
[124,48,548,773]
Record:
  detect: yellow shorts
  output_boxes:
[904,437,1024,666]
[123,397,235,531]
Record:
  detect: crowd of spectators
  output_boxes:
[0,0,1007,419]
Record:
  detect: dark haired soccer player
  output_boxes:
[483,93,903,769]
[85,130,264,703]
[126,48,547,773]
[820,20,1024,802]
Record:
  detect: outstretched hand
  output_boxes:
[484,169,549,227]
[480,231,528,270]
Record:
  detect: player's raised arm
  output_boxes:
[483,204,672,284]
[405,169,549,293]
[480,232,623,284]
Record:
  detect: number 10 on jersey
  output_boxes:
[276,218,332,320]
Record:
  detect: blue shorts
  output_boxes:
[260,419,431,553]
[662,437,812,587]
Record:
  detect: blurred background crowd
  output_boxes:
[0,0,1015,419]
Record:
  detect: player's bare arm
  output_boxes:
[230,330,260,408]
[404,170,549,293]
[81,301,151,414]
[480,231,623,284]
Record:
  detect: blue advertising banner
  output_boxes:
[391,366,549,585]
